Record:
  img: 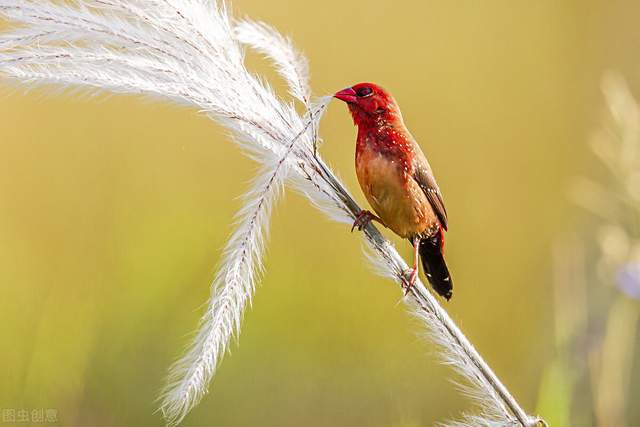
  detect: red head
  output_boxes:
[334,82,402,128]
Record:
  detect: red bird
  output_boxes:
[335,83,453,300]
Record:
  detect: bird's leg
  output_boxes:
[351,210,386,232]
[403,236,421,295]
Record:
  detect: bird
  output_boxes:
[334,83,453,300]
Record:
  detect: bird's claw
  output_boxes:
[351,210,372,232]
[351,210,383,232]
[403,268,418,296]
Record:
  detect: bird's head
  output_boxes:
[334,82,402,127]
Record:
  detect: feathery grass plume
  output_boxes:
[161,162,283,425]
[234,20,310,106]
[0,1,543,426]
[162,17,328,422]
[234,20,324,154]
[161,101,329,426]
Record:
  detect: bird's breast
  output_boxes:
[355,140,434,238]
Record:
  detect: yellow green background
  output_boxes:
[0,1,638,426]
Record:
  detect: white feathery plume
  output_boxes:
[161,162,282,425]
[160,101,329,426]
[234,20,322,154]
[234,20,310,106]
[0,1,543,426]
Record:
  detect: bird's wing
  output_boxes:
[412,157,448,231]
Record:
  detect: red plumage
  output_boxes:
[335,83,453,300]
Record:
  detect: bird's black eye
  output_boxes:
[356,86,373,98]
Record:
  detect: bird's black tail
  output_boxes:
[418,231,453,300]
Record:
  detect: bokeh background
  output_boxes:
[1,1,639,426]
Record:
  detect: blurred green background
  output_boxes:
[1,1,639,426]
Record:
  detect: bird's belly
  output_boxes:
[356,152,433,238]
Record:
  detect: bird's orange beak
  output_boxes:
[334,87,358,103]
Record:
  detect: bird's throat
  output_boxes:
[349,104,402,129]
